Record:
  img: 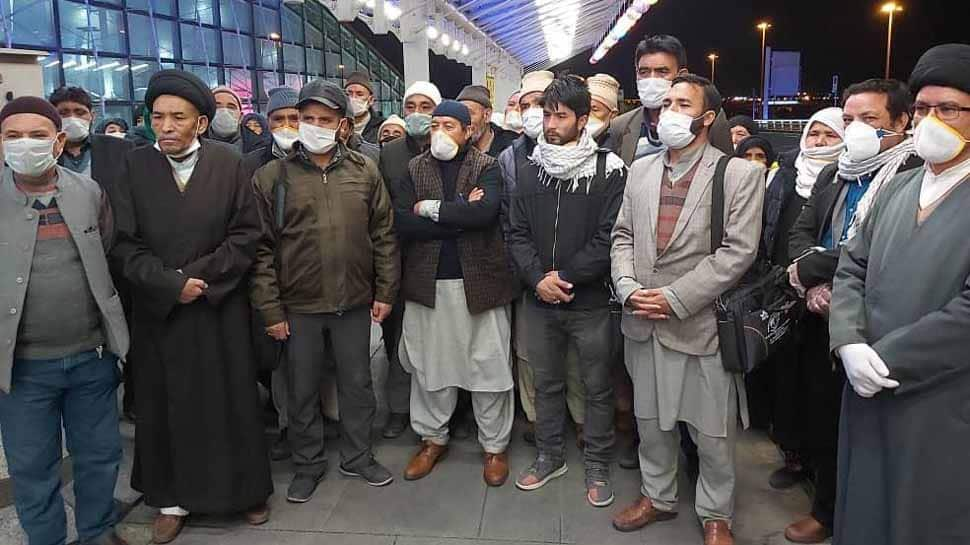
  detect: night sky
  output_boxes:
[552,0,968,98]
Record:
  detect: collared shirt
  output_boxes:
[919,155,970,209]
[656,145,705,254]
[59,140,92,177]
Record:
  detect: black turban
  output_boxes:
[734,135,777,167]
[909,43,970,96]
[145,69,217,120]
[728,115,759,136]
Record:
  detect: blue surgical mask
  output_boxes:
[405,112,432,137]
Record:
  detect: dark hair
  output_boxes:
[635,35,688,70]
[842,78,912,123]
[97,117,129,133]
[540,75,591,119]
[728,115,758,135]
[671,73,723,113]
[48,86,93,111]
[734,135,777,167]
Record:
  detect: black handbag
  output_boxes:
[711,157,802,374]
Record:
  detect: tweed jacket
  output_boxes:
[611,144,765,355]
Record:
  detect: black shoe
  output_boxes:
[286,470,325,503]
[339,460,394,487]
[769,450,809,490]
[270,428,291,461]
[382,413,409,439]
[618,443,639,470]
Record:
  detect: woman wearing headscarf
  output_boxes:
[761,107,845,496]
[240,112,271,154]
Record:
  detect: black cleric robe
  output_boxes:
[111,138,272,513]
[829,166,970,545]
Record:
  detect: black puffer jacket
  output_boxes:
[760,149,799,266]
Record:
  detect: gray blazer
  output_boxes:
[611,144,764,355]
[606,107,734,166]
[0,166,130,392]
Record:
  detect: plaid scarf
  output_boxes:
[529,129,625,192]
[838,138,916,241]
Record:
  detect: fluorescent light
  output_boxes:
[114,64,130,72]
[96,61,120,71]
[62,60,77,68]
[36,55,48,61]
[426,26,439,40]
[131,63,150,72]
[365,0,374,8]
[535,0,578,62]
[440,33,451,46]
[461,44,469,56]
[44,60,61,68]
[451,40,461,52]
[590,0,659,64]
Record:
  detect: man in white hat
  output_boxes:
[377,81,442,439]
[378,115,406,145]
[587,74,621,147]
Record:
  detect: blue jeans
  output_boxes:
[0,349,122,545]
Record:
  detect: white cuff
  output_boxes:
[160,506,189,516]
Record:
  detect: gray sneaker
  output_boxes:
[340,459,394,487]
[287,471,325,503]
[585,465,614,507]
[515,455,567,491]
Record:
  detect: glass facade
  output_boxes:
[3,0,405,122]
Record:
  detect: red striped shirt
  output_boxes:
[656,161,702,254]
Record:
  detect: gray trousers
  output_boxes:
[410,382,513,454]
[382,302,411,415]
[287,307,375,473]
[637,394,739,523]
[526,302,615,467]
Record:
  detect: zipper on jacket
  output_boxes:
[552,183,562,268]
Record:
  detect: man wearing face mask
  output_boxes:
[340,110,381,164]
[610,75,764,545]
[504,91,522,133]
[605,35,732,165]
[393,100,516,486]
[208,85,244,151]
[344,71,386,145]
[251,79,399,500]
[49,86,134,191]
[508,76,627,507]
[244,87,300,177]
[587,74,621,147]
[782,80,918,544]
[378,114,406,145]
[0,97,130,545]
[377,81,442,439]
[111,70,272,542]
[827,43,970,545]
[457,84,516,158]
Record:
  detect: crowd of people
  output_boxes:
[0,29,968,545]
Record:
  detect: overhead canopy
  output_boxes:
[449,0,625,69]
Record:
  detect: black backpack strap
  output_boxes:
[595,149,607,185]
[710,155,732,253]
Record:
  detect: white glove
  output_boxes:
[837,343,900,398]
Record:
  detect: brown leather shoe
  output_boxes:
[703,520,734,545]
[785,516,832,543]
[611,495,677,532]
[244,504,270,526]
[152,514,185,544]
[404,441,448,481]
[483,452,509,487]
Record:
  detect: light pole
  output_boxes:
[708,53,718,83]
[881,2,903,79]
[756,22,772,118]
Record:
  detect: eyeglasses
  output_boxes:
[912,102,970,121]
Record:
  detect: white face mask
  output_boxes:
[62,116,90,142]
[522,107,544,139]
[430,131,460,161]
[272,127,299,152]
[637,77,672,109]
[913,115,970,165]
[106,131,127,140]
[587,117,608,138]
[210,108,240,138]
[298,122,338,155]
[3,138,59,177]
[505,110,523,130]
[657,109,703,150]
[350,97,370,117]
[843,121,899,162]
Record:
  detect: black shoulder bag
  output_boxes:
[711,157,801,374]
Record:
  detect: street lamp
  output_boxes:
[708,53,718,83]
[881,2,903,78]
[756,21,772,118]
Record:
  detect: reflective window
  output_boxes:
[39,52,61,96]
[63,54,130,101]
[306,47,323,78]
[253,5,278,38]
[180,23,220,63]
[226,68,254,106]
[128,13,177,58]
[182,63,220,89]
[102,104,132,125]
[282,6,301,44]
[219,0,250,32]
[178,0,214,24]
[282,43,303,72]
[59,2,127,54]
[255,70,279,102]
[126,0,174,17]
[255,37,277,70]
[1,0,57,46]
[324,50,340,78]
[222,31,252,67]
[131,60,177,101]
[305,21,322,49]
[284,72,302,89]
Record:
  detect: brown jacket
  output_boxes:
[250,144,399,325]
[395,147,516,314]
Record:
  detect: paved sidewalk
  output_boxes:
[116,423,818,545]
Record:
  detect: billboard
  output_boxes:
[768,49,802,98]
